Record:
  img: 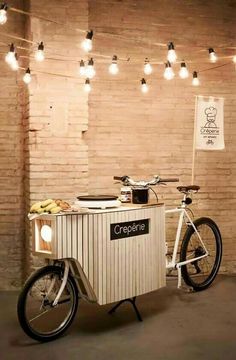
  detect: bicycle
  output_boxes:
[17,175,222,342]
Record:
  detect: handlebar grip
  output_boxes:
[160,178,179,182]
[113,176,128,181]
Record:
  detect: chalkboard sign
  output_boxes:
[110,218,149,240]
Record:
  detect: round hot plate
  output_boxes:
[76,195,121,209]
[77,195,118,201]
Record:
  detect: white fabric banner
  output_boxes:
[195,96,225,150]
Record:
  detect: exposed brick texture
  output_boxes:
[0,0,236,289]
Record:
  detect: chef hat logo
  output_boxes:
[205,106,217,120]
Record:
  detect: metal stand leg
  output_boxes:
[108,297,143,322]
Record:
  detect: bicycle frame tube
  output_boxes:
[165,208,209,271]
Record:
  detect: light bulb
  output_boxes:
[141,78,148,93]
[167,42,177,63]
[192,71,200,86]
[35,42,45,62]
[11,53,19,71]
[164,61,174,80]
[84,78,91,92]
[5,43,15,65]
[209,48,217,63]
[81,30,93,52]
[109,55,119,75]
[179,61,189,79]
[40,225,52,243]
[23,68,31,84]
[86,58,95,79]
[233,55,236,64]
[0,3,7,25]
[144,58,152,75]
[79,59,86,76]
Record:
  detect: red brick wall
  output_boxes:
[86,0,236,273]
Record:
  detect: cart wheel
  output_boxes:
[17,265,78,342]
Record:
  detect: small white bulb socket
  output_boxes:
[109,55,119,75]
[167,42,177,63]
[164,61,175,80]
[84,78,91,92]
[141,78,148,93]
[208,48,217,63]
[81,30,93,52]
[23,68,31,84]
[0,3,7,25]
[35,42,45,62]
[86,58,95,79]
[192,71,200,86]
[179,61,189,79]
[144,58,152,75]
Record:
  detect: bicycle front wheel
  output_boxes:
[17,265,78,342]
[180,217,222,291]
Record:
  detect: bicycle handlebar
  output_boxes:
[113,175,179,187]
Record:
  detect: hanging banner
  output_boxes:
[195,96,225,150]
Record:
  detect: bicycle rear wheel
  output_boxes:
[180,217,222,291]
[17,265,78,342]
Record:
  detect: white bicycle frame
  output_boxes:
[165,204,209,288]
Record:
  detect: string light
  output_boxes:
[85,58,95,79]
[141,78,148,93]
[79,59,86,76]
[5,43,15,65]
[81,30,93,52]
[11,53,19,71]
[23,68,31,84]
[233,55,236,64]
[192,71,199,86]
[109,55,119,75]
[208,48,217,63]
[167,42,177,63]
[164,61,175,80]
[179,61,189,79]
[35,41,45,62]
[84,78,91,92]
[144,58,152,75]
[0,3,7,25]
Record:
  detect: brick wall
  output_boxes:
[0,0,25,290]
[85,0,236,273]
[0,0,236,289]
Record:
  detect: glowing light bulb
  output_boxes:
[164,61,174,80]
[11,53,19,71]
[208,48,217,63]
[233,55,236,64]
[5,43,15,65]
[86,58,95,79]
[79,59,86,76]
[84,78,91,92]
[40,225,52,242]
[192,71,200,86]
[109,55,119,75]
[179,61,189,79]
[81,30,93,52]
[167,42,177,63]
[141,78,148,93]
[35,42,45,62]
[0,3,7,25]
[144,58,152,75]
[23,68,31,84]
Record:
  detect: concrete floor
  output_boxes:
[1,275,236,360]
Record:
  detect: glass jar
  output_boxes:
[120,187,132,203]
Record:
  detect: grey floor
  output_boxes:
[1,275,236,360]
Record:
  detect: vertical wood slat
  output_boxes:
[34,205,165,305]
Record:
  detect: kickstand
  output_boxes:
[108,297,143,322]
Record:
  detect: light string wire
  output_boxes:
[0,3,235,85]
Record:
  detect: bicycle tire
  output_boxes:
[180,217,222,291]
[17,265,78,342]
